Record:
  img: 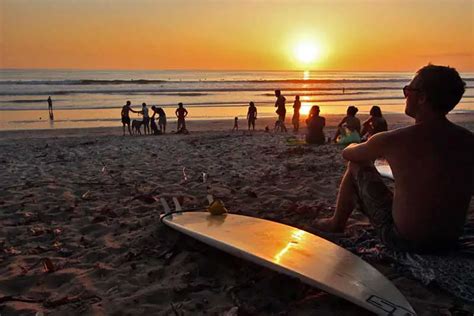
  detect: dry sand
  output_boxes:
[1,113,473,315]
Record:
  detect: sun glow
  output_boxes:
[294,41,321,64]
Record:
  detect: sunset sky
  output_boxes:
[1,0,473,71]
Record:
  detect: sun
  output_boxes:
[294,41,321,64]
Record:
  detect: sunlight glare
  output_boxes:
[294,41,321,64]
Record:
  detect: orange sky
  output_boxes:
[1,0,473,71]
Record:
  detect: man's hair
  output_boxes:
[416,64,465,113]
[178,102,183,106]
[275,90,281,95]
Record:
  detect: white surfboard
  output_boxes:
[375,160,394,180]
[161,211,416,315]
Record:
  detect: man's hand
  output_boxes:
[342,132,388,162]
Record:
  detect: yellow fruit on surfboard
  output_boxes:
[208,199,228,215]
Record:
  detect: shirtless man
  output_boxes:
[314,65,473,252]
[121,101,139,136]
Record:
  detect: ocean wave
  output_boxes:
[1,77,472,86]
[0,87,427,96]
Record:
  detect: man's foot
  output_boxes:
[313,217,345,233]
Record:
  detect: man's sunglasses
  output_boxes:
[403,85,421,98]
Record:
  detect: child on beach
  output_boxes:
[232,117,239,131]
[175,102,188,133]
[247,101,257,130]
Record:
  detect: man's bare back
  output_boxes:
[314,65,472,252]
[379,119,473,243]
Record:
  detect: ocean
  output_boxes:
[0,69,473,131]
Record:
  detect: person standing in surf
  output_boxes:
[121,100,139,136]
[47,96,54,120]
[292,95,301,133]
[314,64,473,253]
[274,90,287,132]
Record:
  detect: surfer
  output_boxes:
[121,101,139,136]
[314,64,473,253]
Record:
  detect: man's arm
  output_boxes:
[342,132,389,162]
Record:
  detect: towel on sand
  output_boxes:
[335,215,474,303]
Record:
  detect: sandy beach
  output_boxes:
[1,113,473,315]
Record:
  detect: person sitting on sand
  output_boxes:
[121,101,139,136]
[361,106,388,140]
[175,102,188,133]
[305,105,326,145]
[314,64,473,253]
[292,95,301,133]
[151,106,167,134]
[141,103,150,135]
[247,101,257,131]
[333,105,361,144]
[274,90,287,132]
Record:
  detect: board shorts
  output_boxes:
[122,116,130,125]
[354,165,413,251]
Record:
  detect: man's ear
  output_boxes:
[418,92,428,107]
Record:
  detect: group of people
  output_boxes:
[111,65,474,255]
[120,101,188,136]
[272,89,388,145]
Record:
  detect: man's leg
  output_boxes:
[127,123,132,136]
[314,161,366,232]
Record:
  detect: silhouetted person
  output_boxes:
[175,102,188,132]
[314,64,473,253]
[361,106,388,140]
[333,105,361,144]
[232,117,239,131]
[47,96,54,120]
[121,100,139,136]
[292,95,301,132]
[247,101,257,130]
[305,105,326,144]
[274,90,287,132]
[152,106,167,134]
[141,103,150,135]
